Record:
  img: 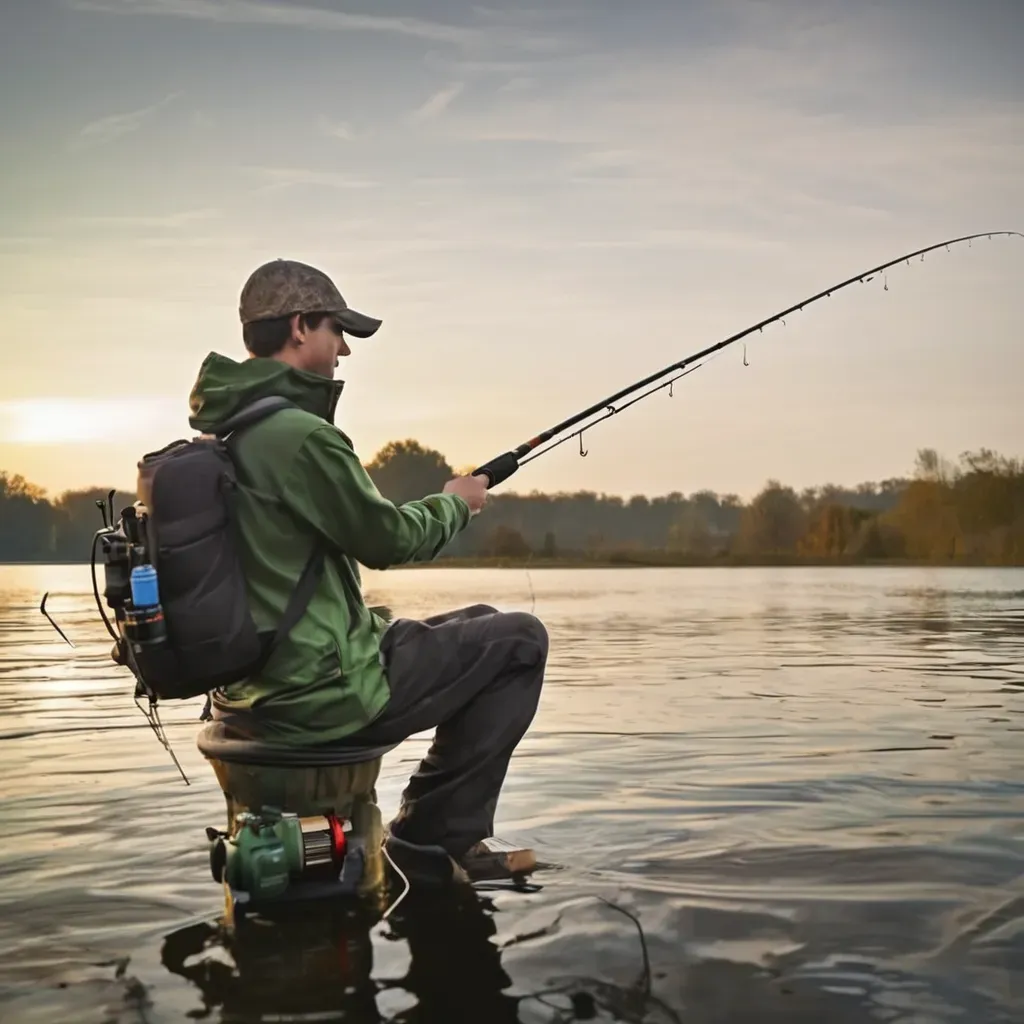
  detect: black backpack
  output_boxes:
[113,397,324,703]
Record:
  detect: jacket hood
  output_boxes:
[188,352,344,432]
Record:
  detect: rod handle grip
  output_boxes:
[472,452,520,489]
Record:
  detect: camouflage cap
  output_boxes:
[238,258,382,338]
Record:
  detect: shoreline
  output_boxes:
[410,556,1024,569]
[2,557,1022,570]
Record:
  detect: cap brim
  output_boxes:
[333,308,382,339]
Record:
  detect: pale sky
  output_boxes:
[1,0,1022,501]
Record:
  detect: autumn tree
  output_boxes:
[0,472,54,561]
[914,447,956,484]
[483,524,532,558]
[364,440,453,505]
[668,503,714,556]
[52,487,138,561]
[733,480,807,555]
[954,449,1022,540]
[799,503,873,558]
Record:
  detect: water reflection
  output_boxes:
[159,887,895,1024]
[159,888,677,1024]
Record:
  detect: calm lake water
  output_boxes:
[1,563,1022,1023]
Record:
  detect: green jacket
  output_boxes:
[187,351,472,746]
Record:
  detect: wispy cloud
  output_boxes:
[68,207,220,229]
[421,41,1024,241]
[410,82,465,122]
[317,117,354,142]
[69,0,575,55]
[0,236,52,248]
[246,166,379,193]
[70,0,482,45]
[423,54,540,77]
[71,91,181,149]
[497,76,536,95]
[454,4,576,54]
[138,233,255,250]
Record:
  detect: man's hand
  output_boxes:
[443,474,489,515]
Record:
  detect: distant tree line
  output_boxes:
[2,442,1022,565]
[0,478,138,563]
[362,441,1024,566]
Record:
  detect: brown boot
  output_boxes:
[384,834,470,886]
[458,837,538,882]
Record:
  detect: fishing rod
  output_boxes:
[472,230,1023,488]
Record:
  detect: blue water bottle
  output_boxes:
[130,565,160,608]
[126,564,167,646]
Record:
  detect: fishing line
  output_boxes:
[380,843,410,920]
[519,357,714,469]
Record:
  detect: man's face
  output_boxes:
[293,314,351,378]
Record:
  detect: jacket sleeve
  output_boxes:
[280,424,472,569]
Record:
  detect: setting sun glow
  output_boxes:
[0,399,177,445]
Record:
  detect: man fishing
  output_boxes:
[187,257,548,883]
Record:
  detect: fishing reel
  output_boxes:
[207,806,363,905]
[90,495,167,692]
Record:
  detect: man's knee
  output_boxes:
[466,603,499,617]
[500,611,549,665]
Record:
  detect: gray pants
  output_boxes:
[344,604,548,859]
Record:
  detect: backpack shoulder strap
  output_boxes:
[211,396,295,438]
[200,541,325,719]
[252,542,326,674]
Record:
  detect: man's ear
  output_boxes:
[289,312,304,345]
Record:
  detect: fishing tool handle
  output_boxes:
[472,451,520,489]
